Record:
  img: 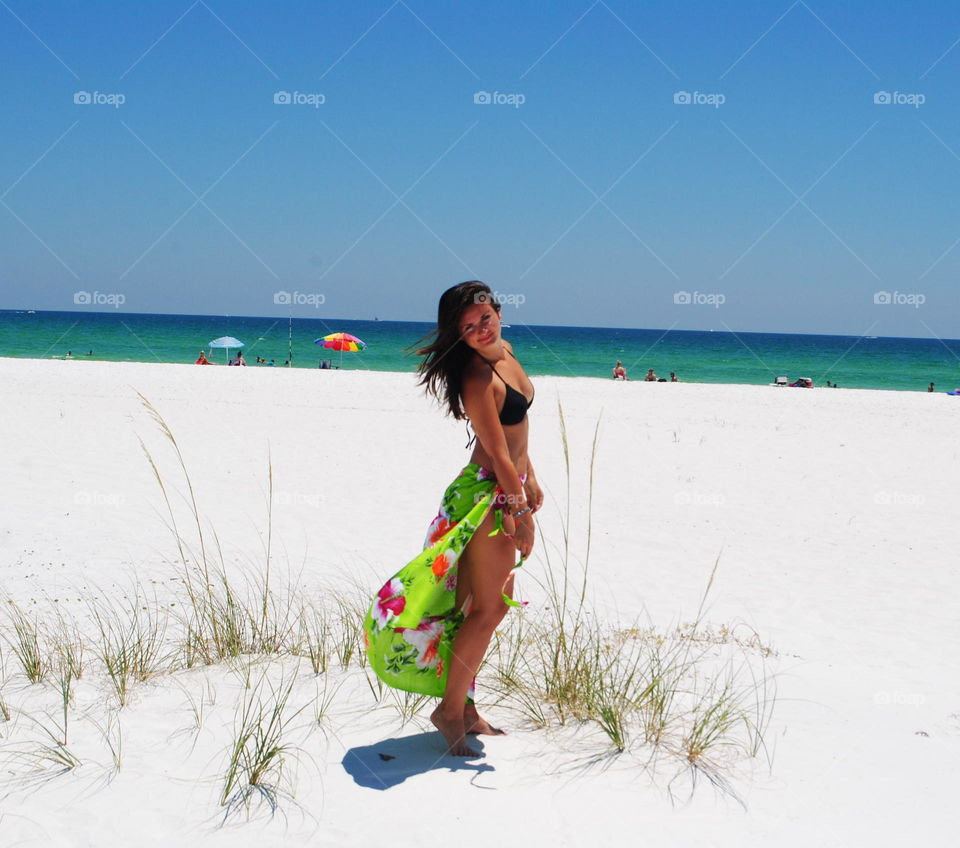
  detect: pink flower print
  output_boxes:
[401,620,445,669]
[372,578,406,628]
[424,513,453,547]
[476,467,493,481]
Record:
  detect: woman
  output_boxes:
[364,281,543,757]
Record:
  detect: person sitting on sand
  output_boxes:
[613,360,627,380]
[670,372,678,382]
[195,350,213,365]
[364,281,542,758]
[229,352,247,366]
[929,382,935,392]
[644,368,658,381]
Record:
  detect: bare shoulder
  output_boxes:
[461,356,493,396]
[503,338,516,354]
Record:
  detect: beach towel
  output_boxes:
[364,463,525,697]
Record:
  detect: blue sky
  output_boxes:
[2,0,959,338]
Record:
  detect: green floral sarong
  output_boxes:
[364,463,525,697]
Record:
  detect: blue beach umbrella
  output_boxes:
[209,336,244,364]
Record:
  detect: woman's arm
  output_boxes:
[460,366,527,510]
[523,457,544,513]
[461,352,536,557]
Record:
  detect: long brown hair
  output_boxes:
[413,280,500,420]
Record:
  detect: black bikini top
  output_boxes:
[481,351,534,426]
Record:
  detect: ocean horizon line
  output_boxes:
[3,308,956,344]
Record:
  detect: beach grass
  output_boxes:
[92,595,171,708]
[4,603,47,684]
[0,394,777,813]
[219,668,306,815]
[484,403,777,782]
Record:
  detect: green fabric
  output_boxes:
[364,463,524,697]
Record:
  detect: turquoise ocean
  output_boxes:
[2,309,959,392]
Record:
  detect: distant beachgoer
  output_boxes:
[195,350,213,365]
[613,360,627,380]
[644,368,657,381]
[670,372,678,382]
[229,352,247,366]
[66,350,73,358]
[267,359,276,366]
[86,350,93,356]
[928,382,935,392]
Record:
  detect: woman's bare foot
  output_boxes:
[431,706,480,757]
[464,702,506,736]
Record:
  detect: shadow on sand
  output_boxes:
[343,732,495,789]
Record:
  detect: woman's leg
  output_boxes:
[431,505,516,755]
[463,571,514,736]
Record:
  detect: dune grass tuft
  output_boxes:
[5,604,47,684]
[92,596,170,707]
[219,669,307,815]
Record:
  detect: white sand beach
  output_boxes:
[0,356,957,846]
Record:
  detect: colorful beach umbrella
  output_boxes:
[315,332,366,351]
[314,332,366,368]
[208,335,244,364]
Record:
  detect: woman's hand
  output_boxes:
[523,476,544,514]
[505,512,535,559]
